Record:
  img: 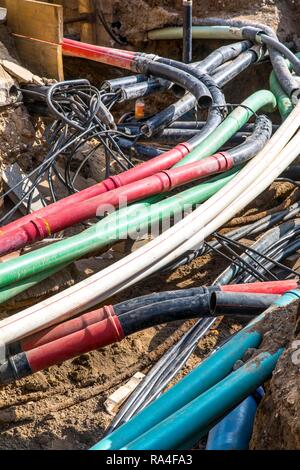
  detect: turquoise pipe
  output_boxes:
[272,289,300,307]
[91,326,262,449]
[205,289,300,450]
[0,91,276,292]
[91,289,300,450]
[148,26,244,41]
[123,350,283,450]
[0,169,238,298]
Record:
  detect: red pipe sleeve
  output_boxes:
[26,314,125,373]
[62,38,136,70]
[1,143,191,235]
[221,279,299,295]
[20,305,115,352]
[0,151,231,254]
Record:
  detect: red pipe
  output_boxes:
[221,279,299,294]
[26,314,124,373]
[20,305,115,352]
[14,279,298,355]
[2,143,191,235]
[62,38,137,70]
[0,151,231,255]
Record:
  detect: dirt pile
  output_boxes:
[250,301,300,449]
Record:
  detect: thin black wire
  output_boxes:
[216,232,300,278]
[213,232,278,281]
[0,81,137,224]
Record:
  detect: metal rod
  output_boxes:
[182,0,193,63]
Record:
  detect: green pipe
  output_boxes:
[0,169,238,296]
[91,289,300,450]
[269,71,293,120]
[148,26,244,41]
[174,90,276,166]
[269,53,300,120]
[123,350,283,450]
[0,91,276,294]
[0,264,68,305]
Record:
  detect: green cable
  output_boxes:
[269,71,293,120]
[269,52,300,121]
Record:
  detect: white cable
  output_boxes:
[1,103,300,343]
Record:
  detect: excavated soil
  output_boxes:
[0,0,300,451]
[250,301,300,449]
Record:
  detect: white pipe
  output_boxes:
[1,103,300,343]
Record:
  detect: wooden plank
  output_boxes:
[104,373,145,415]
[12,34,64,79]
[78,0,95,44]
[6,0,63,44]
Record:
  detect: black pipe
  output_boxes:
[192,17,299,98]
[118,121,279,133]
[136,58,212,108]
[137,129,251,145]
[116,137,163,159]
[142,47,260,138]
[141,73,225,139]
[120,78,171,102]
[114,286,218,316]
[210,291,279,316]
[138,42,251,137]
[241,27,300,77]
[119,293,212,336]
[212,47,261,87]
[198,41,252,74]
[183,0,193,63]
[102,75,148,92]
[281,166,300,181]
[230,115,272,165]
